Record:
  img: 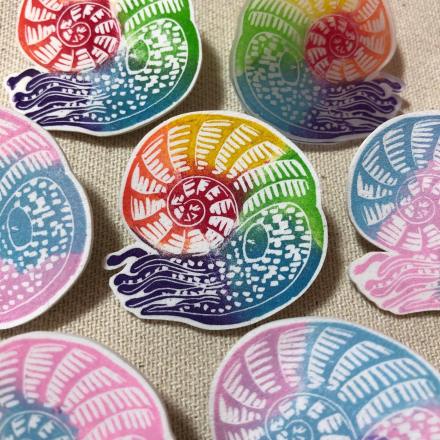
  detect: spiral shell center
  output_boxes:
[57,6,94,48]
[265,393,356,439]
[0,411,74,439]
[396,174,438,225]
[19,1,122,72]
[305,14,360,79]
[166,177,239,250]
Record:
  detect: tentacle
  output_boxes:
[350,252,440,315]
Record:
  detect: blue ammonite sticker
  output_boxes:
[0,332,174,439]
[0,108,92,329]
[210,318,440,439]
[106,112,327,330]
[5,0,201,136]
[348,112,440,315]
[232,0,403,144]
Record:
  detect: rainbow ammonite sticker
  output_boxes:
[106,111,327,330]
[210,318,440,439]
[232,0,403,144]
[348,112,440,315]
[0,332,174,439]
[0,108,92,329]
[5,0,201,136]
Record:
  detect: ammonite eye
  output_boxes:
[210,318,440,440]
[106,112,327,329]
[6,0,202,136]
[0,333,174,439]
[348,112,440,315]
[232,0,403,143]
[0,108,91,329]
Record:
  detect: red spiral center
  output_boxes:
[305,14,359,80]
[167,176,238,235]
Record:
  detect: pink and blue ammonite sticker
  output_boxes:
[0,332,174,439]
[5,0,202,136]
[348,112,440,315]
[232,0,404,144]
[105,111,327,330]
[0,109,92,329]
[210,318,440,439]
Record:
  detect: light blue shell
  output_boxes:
[349,113,440,251]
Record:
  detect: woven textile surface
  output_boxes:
[0,0,439,438]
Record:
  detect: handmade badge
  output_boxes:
[106,112,327,329]
[349,112,440,315]
[232,0,403,143]
[0,332,174,439]
[6,0,201,136]
[0,109,92,329]
[211,318,440,439]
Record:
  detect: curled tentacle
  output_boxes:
[0,333,173,439]
[210,319,440,439]
[6,0,201,135]
[106,113,327,329]
[0,109,91,329]
[349,113,440,315]
[232,0,403,143]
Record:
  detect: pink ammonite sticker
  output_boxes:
[210,318,440,440]
[0,332,174,439]
[0,108,92,329]
[348,112,440,315]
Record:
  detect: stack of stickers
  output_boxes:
[0,0,439,438]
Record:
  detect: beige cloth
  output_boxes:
[0,0,439,438]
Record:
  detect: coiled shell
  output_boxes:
[210,318,440,439]
[0,332,173,439]
[7,0,202,135]
[348,112,440,315]
[0,108,92,329]
[232,0,403,143]
[18,0,121,72]
[107,112,327,329]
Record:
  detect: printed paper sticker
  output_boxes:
[210,318,440,439]
[348,112,440,315]
[0,332,174,439]
[232,0,403,144]
[0,109,92,329]
[6,0,201,136]
[106,111,327,330]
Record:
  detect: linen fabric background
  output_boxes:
[0,1,439,438]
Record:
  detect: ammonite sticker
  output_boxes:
[0,332,174,439]
[210,318,440,439]
[348,113,440,315]
[106,112,327,330]
[5,0,201,136]
[0,109,92,329]
[232,0,403,144]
